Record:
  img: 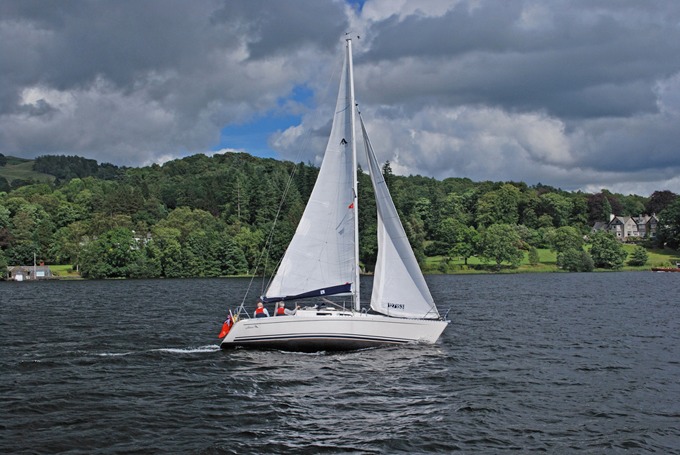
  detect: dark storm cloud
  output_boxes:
[210,0,345,59]
[323,0,680,194]
[1,1,211,109]
[0,0,348,164]
[360,1,680,119]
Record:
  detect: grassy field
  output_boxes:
[48,265,82,279]
[623,244,680,270]
[32,246,680,280]
[424,245,680,274]
[0,157,55,184]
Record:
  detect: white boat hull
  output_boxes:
[220,309,449,351]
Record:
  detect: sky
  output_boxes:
[2,0,680,196]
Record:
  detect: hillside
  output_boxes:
[0,156,56,185]
[0,152,678,279]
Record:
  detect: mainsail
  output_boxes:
[361,118,441,319]
[263,48,356,303]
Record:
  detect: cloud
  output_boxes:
[0,0,347,165]
[2,0,680,195]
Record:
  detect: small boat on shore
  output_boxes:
[651,267,680,272]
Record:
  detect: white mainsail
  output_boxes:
[361,119,441,319]
[263,46,356,302]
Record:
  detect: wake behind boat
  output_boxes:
[220,37,449,351]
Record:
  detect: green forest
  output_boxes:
[1,152,679,279]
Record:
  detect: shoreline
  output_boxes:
[4,266,678,281]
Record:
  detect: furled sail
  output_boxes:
[263,51,356,303]
[361,118,440,319]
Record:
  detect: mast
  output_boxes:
[347,37,360,312]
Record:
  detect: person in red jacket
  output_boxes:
[254,301,269,318]
[275,302,298,316]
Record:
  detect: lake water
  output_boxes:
[1,272,679,454]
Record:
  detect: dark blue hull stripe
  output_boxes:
[221,334,412,350]
[234,335,409,343]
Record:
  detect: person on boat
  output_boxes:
[274,302,297,316]
[254,301,269,318]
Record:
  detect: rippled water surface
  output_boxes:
[2,272,679,453]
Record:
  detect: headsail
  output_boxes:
[263,45,356,303]
[361,118,441,319]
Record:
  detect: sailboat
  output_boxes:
[220,37,449,351]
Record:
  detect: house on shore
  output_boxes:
[592,214,658,241]
[6,265,53,281]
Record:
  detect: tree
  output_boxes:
[477,223,525,269]
[127,243,162,278]
[436,217,460,245]
[382,161,395,188]
[587,192,621,223]
[545,226,584,254]
[6,240,39,265]
[589,231,627,269]
[602,196,613,221]
[620,194,646,218]
[449,225,478,265]
[80,227,141,278]
[234,226,265,273]
[0,249,7,277]
[440,192,472,225]
[216,236,248,276]
[156,207,218,242]
[50,223,87,265]
[627,246,648,266]
[645,190,677,215]
[557,248,594,272]
[569,194,590,230]
[475,184,521,227]
[528,246,540,266]
[514,224,541,248]
[538,192,573,227]
[0,176,10,193]
[657,197,680,249]
[149,227,186,277]
[0,204,10,230]
[185,230,222,277]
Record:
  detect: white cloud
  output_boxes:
[361,0,459,21]
[655,72,680,115]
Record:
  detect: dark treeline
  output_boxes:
[33,155,125,181]
[0,153,679,278]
